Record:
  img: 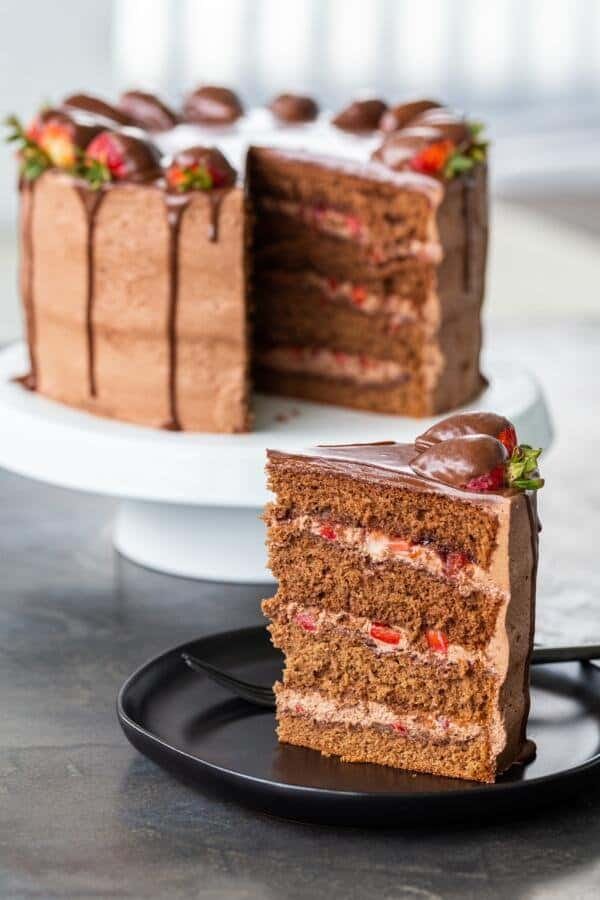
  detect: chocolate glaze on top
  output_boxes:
[87,131,163,182]
[269,93,319,123]
[118,91,179,132]
[268,439,512,501]
[37,110,103,150]
[62,93,134,127]
[415,411,513,451]
[332,98,388,132]
[410,435,507,488]
[410,108,471,148]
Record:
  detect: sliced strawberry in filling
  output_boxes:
[370,622,401,645]
[426,629,449,653]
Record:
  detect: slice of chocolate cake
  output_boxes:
[263,412,544,783]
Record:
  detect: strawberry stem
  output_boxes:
[506,444,545,492]
[4,114,52,182]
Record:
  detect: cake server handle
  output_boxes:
[181,645,600,709]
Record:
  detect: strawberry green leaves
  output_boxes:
[506,445,545,491]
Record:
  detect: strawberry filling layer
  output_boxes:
[256,346,410,386]
[279,600,494,669]
[307,272,419,327]
[273,515,504,598]
[258,197,442,263]
[277,687,481,743]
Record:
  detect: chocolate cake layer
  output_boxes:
[270,622,498,723]
[247,147,441,249]
[277,714,496,782]
[264,532,503,651]
[267,450,500,566]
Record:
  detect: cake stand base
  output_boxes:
[0,342,553,584]
[114,502,270,582]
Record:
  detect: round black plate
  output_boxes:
[117,625,600,825]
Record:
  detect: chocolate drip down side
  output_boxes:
[521,493,540,748]
[462,174,475,294]
[19,180,37,389]
[164,193,191,430]
[75,187,106,398]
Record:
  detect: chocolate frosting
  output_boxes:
[410,108,471,147]
[410,435,507,489]
[118,90,179,132]
[332,98,387,132]
[270,93,319,123]
[379,99,441,133]
[183,86,244,125]
[62,93,134,127]
[169,146,236,187]
[86,131,162,181]
[415,412,514,451]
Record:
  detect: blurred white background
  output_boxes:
[1,0,599,338]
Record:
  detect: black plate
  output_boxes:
[117,625,600,825]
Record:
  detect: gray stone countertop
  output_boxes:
[1,320,599,899]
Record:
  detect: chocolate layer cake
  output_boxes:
[8,89,488,429]
[263,412,544,783]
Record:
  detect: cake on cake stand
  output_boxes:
[0,342,552,583]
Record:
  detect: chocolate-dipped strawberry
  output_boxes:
[183,86,243,125]
[118,90,178,132]
[379,99,441,133]
[62,93,134,127]
[82,131,162,187]
[270,93,319,123]
[411,434,544,493]
[332,98,387,132]
[416,412,518,454]
[371,127,444,171]
[5,110,102,181]
[165,146,236,191]
[409,107,471,147]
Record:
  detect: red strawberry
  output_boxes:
[294,703,306,714]
[498,425,517,455]
[85,131,161,183]
[465,465,505,493]
[444,550,469,577]
[295,612,317,633]
[370,622,401,646]
[346,215,362,237]
[319,524,337,542]
[351,285,367,306]
[166,145,236,192]
[392,722,407,735]
[426,629,449,653]
[410,139,455,176]
[326,277,338,292]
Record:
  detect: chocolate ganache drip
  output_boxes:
[183,86,244,125]
[269,93,319,123]
[118,91,179,133]
[163,145,237,428]
[332,98,387,132]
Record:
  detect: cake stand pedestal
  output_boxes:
[0,342,552,583]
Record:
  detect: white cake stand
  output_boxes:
[0,342,552,583]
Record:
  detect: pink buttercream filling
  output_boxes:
[307,272,419,327]
[280,600,497,670]
[257,346,410,386]
[258,197,442,262]
[277,687,481,743]
[274,515,506,600]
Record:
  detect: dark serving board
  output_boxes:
[118,625,600,826]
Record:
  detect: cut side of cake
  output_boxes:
[248,146,486,417]
[263,412,543,783]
